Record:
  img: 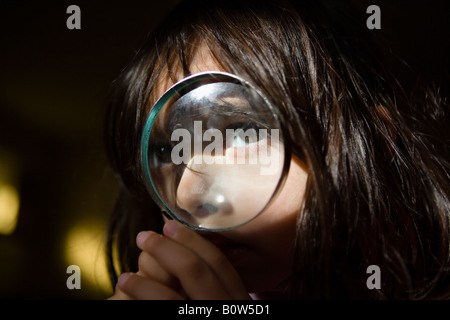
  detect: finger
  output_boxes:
[117,272,184,300]
[137,250,178,288]
[137,231,231,299]
[107,285,132,300]
[163,221,249,299]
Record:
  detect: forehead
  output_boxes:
[150,45,225,106]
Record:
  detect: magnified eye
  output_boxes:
[233,135,252,147]
[150,142,173,165]
[226,122,265,147]
[232,131,259,146]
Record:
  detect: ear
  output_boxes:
[373,105,397,159]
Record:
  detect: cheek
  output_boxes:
[227,157,308,292]
[252,156,308,232]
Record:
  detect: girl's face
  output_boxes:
[153,47,308,295]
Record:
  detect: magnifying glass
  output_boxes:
[141,71,290,231]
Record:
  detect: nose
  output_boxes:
[174,150,280,230]
[176,155,233,221]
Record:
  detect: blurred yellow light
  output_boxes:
[0,184,20,235]
[65,220,113,295]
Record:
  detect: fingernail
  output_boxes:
[117,273,131,289]
[163,220,180,238]
[136,231,151,247]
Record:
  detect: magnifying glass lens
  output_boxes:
[141,72,287,231]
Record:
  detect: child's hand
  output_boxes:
[110,221,251,300]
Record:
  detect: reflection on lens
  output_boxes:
[141,72,288,231]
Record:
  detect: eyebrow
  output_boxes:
[207,100,253,117]
[211,98,272,127]
[148,93,271,143]
[168,99,268,129]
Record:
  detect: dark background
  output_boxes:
[0,1,448,299]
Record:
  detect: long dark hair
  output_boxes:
[104,0,449,299]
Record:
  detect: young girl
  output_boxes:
[105,0,449,299]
